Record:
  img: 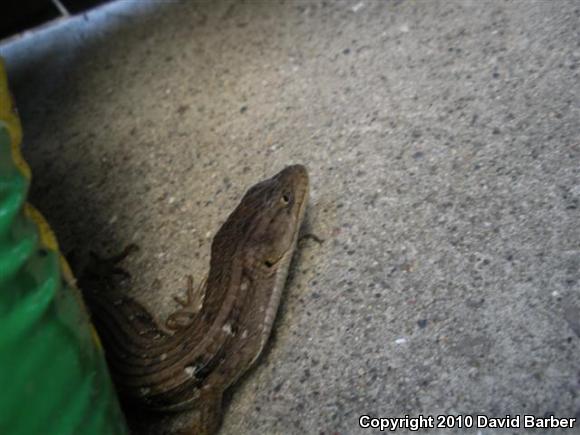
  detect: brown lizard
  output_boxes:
[82,165,309,434]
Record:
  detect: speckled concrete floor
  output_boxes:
[1,1,579,434]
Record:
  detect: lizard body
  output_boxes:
[84,165,309,434]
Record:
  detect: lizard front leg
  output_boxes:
[78,244,175,339]
[165,275,207,331]
[75,243,139,290]
[78,246,206,335]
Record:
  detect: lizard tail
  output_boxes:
[174,391,223,435]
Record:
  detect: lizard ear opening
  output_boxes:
[264,260,274,268]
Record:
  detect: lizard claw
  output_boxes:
[80,243,140,289]
[173,275,195,307]
[165,275,206,330]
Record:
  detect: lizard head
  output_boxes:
[235,164,309,277]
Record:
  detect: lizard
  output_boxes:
[82,164,309,434]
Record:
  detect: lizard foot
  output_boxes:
[165,274,207,331]
[78,243,140,290]
[298,232,324,245]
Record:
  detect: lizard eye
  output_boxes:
[264,260,274,268]
[281,193,291,205]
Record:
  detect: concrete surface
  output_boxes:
[1,0,579,434]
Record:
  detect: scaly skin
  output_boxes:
[83,165,309,434]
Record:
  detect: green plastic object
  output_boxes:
[0,60,128,435]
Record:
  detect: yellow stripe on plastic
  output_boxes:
[0,59,29,181]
